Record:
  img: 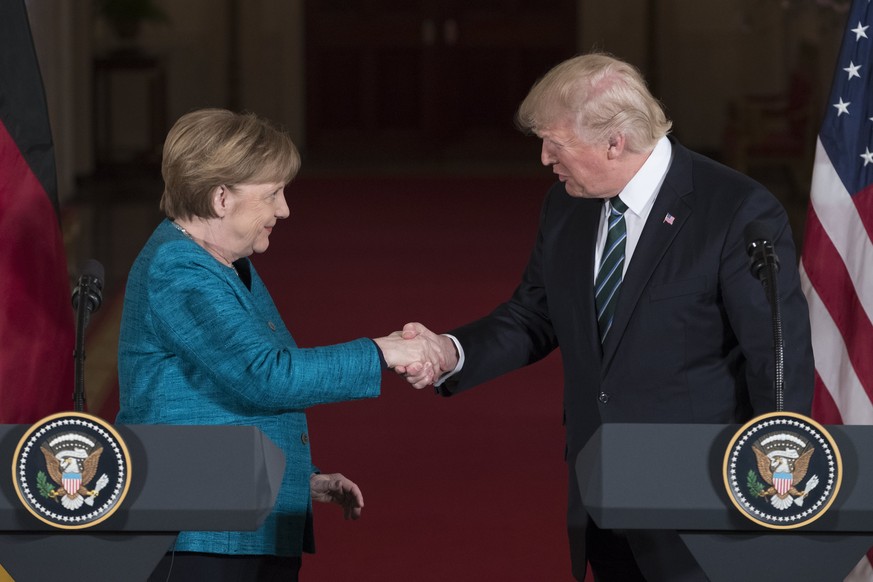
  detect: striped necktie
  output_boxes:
[595,196,629,342]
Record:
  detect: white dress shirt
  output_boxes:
[594,136,672,278]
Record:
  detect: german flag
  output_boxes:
[0,0,74,421]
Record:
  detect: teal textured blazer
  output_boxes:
[117,219,381,556]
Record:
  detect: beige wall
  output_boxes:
[26,0,848,193]
[578,0,844,153]
[125,0,305,145]
[26,0,89,203]
[81,0,305,178]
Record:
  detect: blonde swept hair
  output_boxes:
[160,108,300,220]
[516,52,672,153]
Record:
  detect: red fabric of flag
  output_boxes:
[0,0,73,422]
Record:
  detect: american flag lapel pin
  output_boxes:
[663,213,675,225]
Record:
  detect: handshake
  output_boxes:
[373,322,458,389]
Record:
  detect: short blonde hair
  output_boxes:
[160,108,300,220]
[516,53,672,153]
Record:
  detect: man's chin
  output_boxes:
[563,183,587,198]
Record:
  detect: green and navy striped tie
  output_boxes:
[595,197,628,342]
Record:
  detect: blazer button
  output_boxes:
[598,392,610,404]
[268,321,276,331]
[301,433,309,445]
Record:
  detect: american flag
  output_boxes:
[799,0,873,579]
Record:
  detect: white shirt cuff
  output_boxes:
[434,333,465,387]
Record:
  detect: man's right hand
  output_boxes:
[396,322,459,388]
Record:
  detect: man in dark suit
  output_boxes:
[401,52,814,581]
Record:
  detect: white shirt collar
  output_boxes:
[613,136,672,216]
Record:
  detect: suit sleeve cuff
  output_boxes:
[434,334,464,389]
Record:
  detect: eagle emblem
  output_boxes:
[750,432,819,510]
[39,432,109,510]
[723,412,841,529]
[13,412,131,529]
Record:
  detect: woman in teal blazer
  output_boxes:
[117,109,445,581]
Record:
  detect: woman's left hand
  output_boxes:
[310,473,364,520]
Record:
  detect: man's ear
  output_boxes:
[211,185,227,218]
[606,134,626,159]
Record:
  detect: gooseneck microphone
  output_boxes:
[744,220,781,286]
[743,221,784,412]
[71,259,105,412]
[72,259,104,314]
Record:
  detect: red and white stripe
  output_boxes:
[800,138,873,581]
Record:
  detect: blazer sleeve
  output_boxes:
[441,192,559,394]
[718,185,814,416]
[144,243,381,411]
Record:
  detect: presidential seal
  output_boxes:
[723,412,841,529]
[12,412,131,529]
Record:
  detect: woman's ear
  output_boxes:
[211,185,227,218]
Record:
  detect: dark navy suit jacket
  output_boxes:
[439,138,814,580]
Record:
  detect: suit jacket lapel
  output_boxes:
[601,141,695,365]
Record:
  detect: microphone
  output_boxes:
[71,259,104,314]
[743,221,780,283]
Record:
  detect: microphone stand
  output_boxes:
[71,261,104,413]
[762,257,784,412]
[72,276,92,413]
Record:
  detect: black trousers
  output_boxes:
[585,524,710,582]
[148,552,302,582]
